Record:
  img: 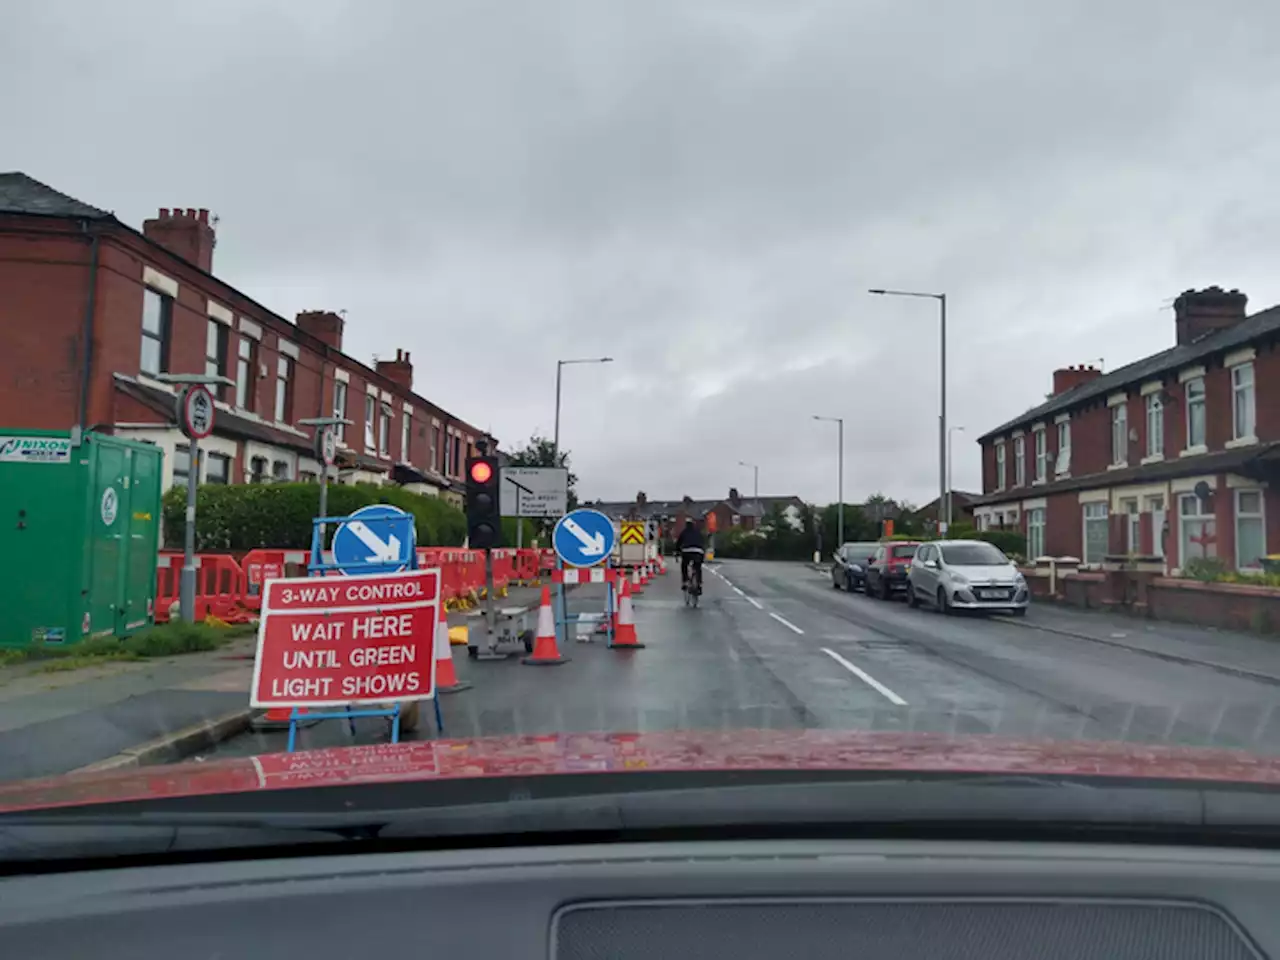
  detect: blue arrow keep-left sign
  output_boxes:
[332,504,416,575]
[552,508,616,568]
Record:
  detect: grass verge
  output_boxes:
[0,621,257,669]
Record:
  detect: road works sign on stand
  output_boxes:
[332,504,416,575]
[500,467,568,518]
[251,568,440,708]
[553,508,616,568]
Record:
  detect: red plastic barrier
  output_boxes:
[539,549,556,574]
[440,549,463,604]
[515,549,539,582]
[155,552,252,624]
[490,548,515,590]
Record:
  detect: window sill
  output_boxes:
[1226,435,1259,449]
[1032,478,1046,487]
[1107,462,1128,471]
[1054,471,1071,480]
[1140,453,1165,465]
[1180,445,1208,458]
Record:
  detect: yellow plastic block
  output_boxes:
[448,624,468,646]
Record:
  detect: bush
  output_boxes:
[163,482,468,551]
[962,528,1027,558]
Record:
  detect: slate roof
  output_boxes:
[0,172,111,219]
[588,495,803,519]
[979,303,1280,442]
[970,441,1280,506]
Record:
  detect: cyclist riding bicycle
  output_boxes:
[674,519,706,592]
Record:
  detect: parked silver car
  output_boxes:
[906,540,1029,615]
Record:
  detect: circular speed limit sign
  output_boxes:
[177,385,215,440]
[316,425,337,466]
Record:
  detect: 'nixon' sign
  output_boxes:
[251,569,439,708]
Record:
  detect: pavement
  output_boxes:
[8,560,1280,781]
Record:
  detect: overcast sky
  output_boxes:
[6,1,1280,505]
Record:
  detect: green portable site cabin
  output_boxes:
[0,430,163,649]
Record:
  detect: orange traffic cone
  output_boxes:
[611,575,645,649]
[631,565,644,595]
[524,586,569,665]
[252,705,316,731]
[435,601,470,693]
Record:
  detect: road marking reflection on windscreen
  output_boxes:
[820,647,908,705]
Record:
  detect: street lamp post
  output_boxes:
[737,459,759,508]
[869,288,947,531]
[553,357,613,462]
[813,416,844,546]
[947,425,965,530]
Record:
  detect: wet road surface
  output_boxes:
[207,560,1280,758]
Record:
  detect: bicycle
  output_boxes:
[682,555,704,608]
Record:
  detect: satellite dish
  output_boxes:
[1194,481,1212,501]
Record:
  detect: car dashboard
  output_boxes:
[0,838,1275,958]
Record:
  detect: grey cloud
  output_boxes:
[6,0,1280,503]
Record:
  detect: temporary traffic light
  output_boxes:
[465,454,501,549]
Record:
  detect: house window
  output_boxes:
[1185,377,1206,449]
[994,442,1006,491]
[1111,403,1128,465]
[732,514,741,526]
[452,434,462,476]
[333,380,348,442]
[1013,436,1025,487]
[1026,507,1045,560]
[235,337,256,411]
[1055,420,1071,474]
[1144,495,1166,559]
[378,405,391,457]
[1033,427,1046,483]
[140,289,172,376]
[1145,392,1163,457]
[1121,498,1140,553]
[204,321,230,400]
[364,395,376,450]
[173,444,192,485]
[272,460,291,482]
[274,355,294,423]
[250,456,267,483]
[1179,493,1215,568]
[1232,362,1256,440]
[300,470,318,483]
[1236,489,1266,570]
[431,424,441,473]
[1083,502,1109,565]
[205,453,230,484]
[401,412,411,461]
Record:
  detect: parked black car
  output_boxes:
[831,541,881,592]
[864,541,923,600]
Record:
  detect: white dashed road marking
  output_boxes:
[820,647,908,706]
[769,612,805,635]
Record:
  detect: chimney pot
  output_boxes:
[158,208,169,218]
[197,208,209,223]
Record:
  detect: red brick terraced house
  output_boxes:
[971,286,1280,573]
[0,173,493,504]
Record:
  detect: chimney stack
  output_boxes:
[1174,286,1248,345]
[376,348,414,391]
[142,207,216,273]
[1052,364,1103,396]
[295,310,345,352]
[729,487,742,506]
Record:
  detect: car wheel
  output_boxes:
[906,583,919,608]
[1012,607,1028,618]
[846,573,856,592]
[832,575,841,590]
[936,587,951,615]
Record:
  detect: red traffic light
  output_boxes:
[469,460,494,484]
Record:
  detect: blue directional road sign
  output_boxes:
[553,508,616,568]
[332,504,416,575]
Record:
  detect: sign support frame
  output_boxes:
[265,512,446,752]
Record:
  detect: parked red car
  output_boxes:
[863,541,923,600]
